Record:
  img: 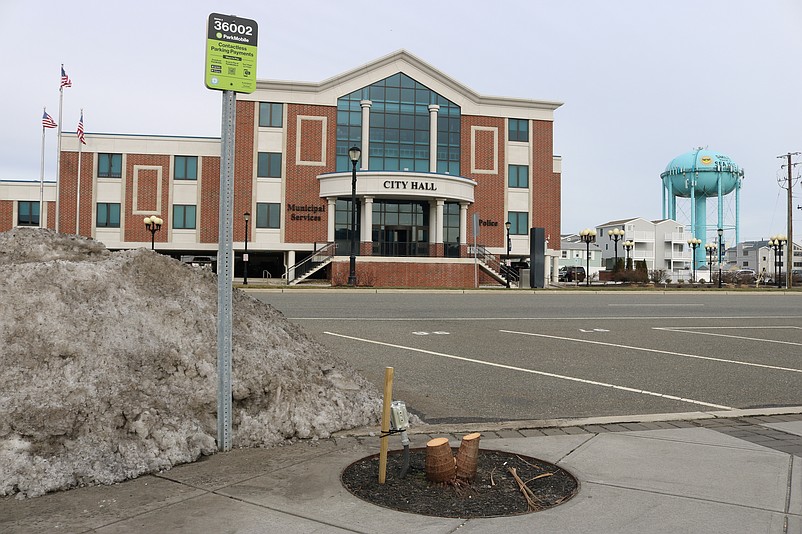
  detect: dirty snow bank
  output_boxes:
[0,228,381,498]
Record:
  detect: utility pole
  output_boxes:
[777,152,800,288]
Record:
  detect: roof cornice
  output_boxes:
[254,50,563,114]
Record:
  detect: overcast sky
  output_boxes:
[2,0,800,243]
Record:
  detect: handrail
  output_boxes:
[470,244,520,283]
[284,242,336,282]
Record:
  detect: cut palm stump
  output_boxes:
[425,437,455,483]
[455,432,481,482]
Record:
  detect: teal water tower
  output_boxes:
[660,148,744,268]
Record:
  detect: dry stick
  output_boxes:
[525,472,554,485]
[378,367,394,484]
[508,467,545,511]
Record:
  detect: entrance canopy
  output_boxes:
[318,170,475,203]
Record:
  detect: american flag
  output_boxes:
[60,66,72,88]
[77,111,86,144]
[42,110,57,129]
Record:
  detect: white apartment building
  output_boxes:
[596,217,692,277]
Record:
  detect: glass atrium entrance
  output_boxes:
[372,200,430,257]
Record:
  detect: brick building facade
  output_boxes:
[0,51,563,288]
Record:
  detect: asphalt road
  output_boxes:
[250,290,802,424]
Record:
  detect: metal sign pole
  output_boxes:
[473,212,479,289]
[217,89,236,451]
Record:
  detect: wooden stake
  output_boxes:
[378,367,394,484]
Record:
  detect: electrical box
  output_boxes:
[390,401,409,431]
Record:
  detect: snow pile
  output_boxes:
[0,228,381,498]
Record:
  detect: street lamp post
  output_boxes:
[705,243,716,285]
[505,221,511,288]
[243,212,250,285]
[580,228,597,287]
[144,216,163,251]
[608,228,624,270]
[769,235,787,289]
[623,240,634,271]
[347,146,361,286]
[687,237,701,282]
[717,228,724,288]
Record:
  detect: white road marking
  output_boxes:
[291,315,802,321]
[500,329,802,374]
[653,326,802,346]
[608,303,706,307]
[323,331,733,410]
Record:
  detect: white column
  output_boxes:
[428,104,440,172]
[361,196,373,242]
[429,201,438,245]
[435,198,445,244]
[326,197,337,242]
[459,202,468,245]
[286,250,296,280]
[360,100,372,170]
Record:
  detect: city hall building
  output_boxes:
[1,51,563,287]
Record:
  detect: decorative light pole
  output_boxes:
[623,240,634,270]
[717,228,724,288]
[579,228,597,287]
[144,216,163,251]
[769,235,787,288]
[243,212,250,285]
[505,220,512,288]
[705,243,716,285]
[608,228,624,270]
[348,146,361,286]
[687,237,701,282]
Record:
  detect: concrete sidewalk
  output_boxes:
[3,410,802,534]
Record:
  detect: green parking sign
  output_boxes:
[205,13,258,93]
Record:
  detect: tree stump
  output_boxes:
[455,432,481,482]
[425,437,455,483]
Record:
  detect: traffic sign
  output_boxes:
[205,13,258,93]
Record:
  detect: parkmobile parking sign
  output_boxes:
[205,13,258,93]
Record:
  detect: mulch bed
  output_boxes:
[341,447,579,518]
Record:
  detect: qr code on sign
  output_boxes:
[228,67,236,75]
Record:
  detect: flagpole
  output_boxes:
[40,108,46,228]
[76,135,82,235]
[56,64,66,232]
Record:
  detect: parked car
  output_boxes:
[733,269,757,284]
[559,266,586,282]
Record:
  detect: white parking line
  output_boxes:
[500,329,802,374]
[291,315,802,321]
[653,326,802,346]
[323,331,733,410]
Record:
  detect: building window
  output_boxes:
[96,203,121,228]
[174,156,198,180]
[508,119,529,142]
[256,202,281,228]
[508,164,529,188]
[17,201,39,226]
[259,102,283,128]
[507,211,528,235]
[257,152,282,178]
[98,153,122,178]
[172,205,196,229]
[336,72,461,175]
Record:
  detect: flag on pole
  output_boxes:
[42,110,58,129]
[77,111,86,144]
[60,66,72,88]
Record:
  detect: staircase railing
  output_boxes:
[284,242,336,283]
[470,244,520,284]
